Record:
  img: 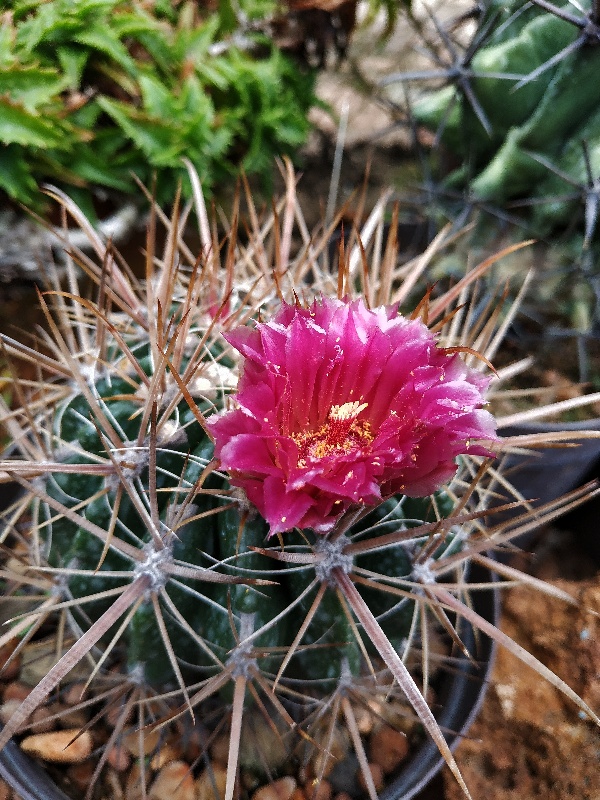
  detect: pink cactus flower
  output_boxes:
[208,297,497,536]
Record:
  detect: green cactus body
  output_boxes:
[411,0,600,231]
[469,13,573,145]
[472,47,600,202]
[413,10,574,161]
[531,111,600,233]
[46,364,222,684]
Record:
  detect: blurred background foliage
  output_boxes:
[0,0,324,213]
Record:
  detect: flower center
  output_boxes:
[292,401,373,466]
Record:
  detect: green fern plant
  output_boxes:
[0,0,315,211]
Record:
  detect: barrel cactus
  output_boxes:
[1,166,599,800]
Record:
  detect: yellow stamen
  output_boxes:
[292,401,373,465]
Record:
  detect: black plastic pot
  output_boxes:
[381,560,499,800]
[0,735,72,800]
[498,420,600,562]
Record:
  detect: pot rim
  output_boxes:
[380,559,499,800]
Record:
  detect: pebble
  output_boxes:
[0,700,25,727]
[303,779,332,800]
[149,760,196,800]
[357,763,384,794]
[149,742,180,770]
[65,760,96,791]
[125,763,145,799]
[0,641,22,682]
[30,705,56,734]
[63,682,87,706]
[252,776,297,800]
[2,681,30,703]
[310,727,349,779]
[107,743,131,772]
[19,640,88,686]
[106,699,134,728]
[368,725,409,774]
[123,727,162,757]
[354,705,375,736]
[46,701,88,729]
[239,716,288,773]
[209,733,230,766]
[20,728,93,763]
[196,763,228,800]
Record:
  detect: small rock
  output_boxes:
[2,682,30,703]
[107,743,131,772]
[46,701,88,730]
[0,700,25,727]
[0,777,12,800]
[30,706,56,734]
[240,715,289,773]
[252,776,297,800]
[63,682,88,706]
[20,728,93,763]
[123,727,161,757]
[149,742,180,770]
[149,760,195,800]
[0,776,12,800]
[354,705,374,736]
[66,760,96,791]
[0,640,22,682]
[196,763,228,800]
[357,763,384,794]
[125,763,144,800]
[106,699,134,728]
[19,640,88,686]
[303,779,332,800]
[181,724,207,764]
[310,727,349,780]
[368,725,409,774]
[209,733,230,766]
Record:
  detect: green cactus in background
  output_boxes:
[402,0,600,239]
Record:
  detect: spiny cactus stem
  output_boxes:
[0,575,153,751]
[149,593,195,719]
[331,567,473,800]
[227,613,257,679]
[234,573,320,654]
[10,473,143,562]
[273,581,327,691]
[134,547,172,594]
[532,0,590,28]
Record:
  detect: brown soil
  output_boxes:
[437,535,600,800]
